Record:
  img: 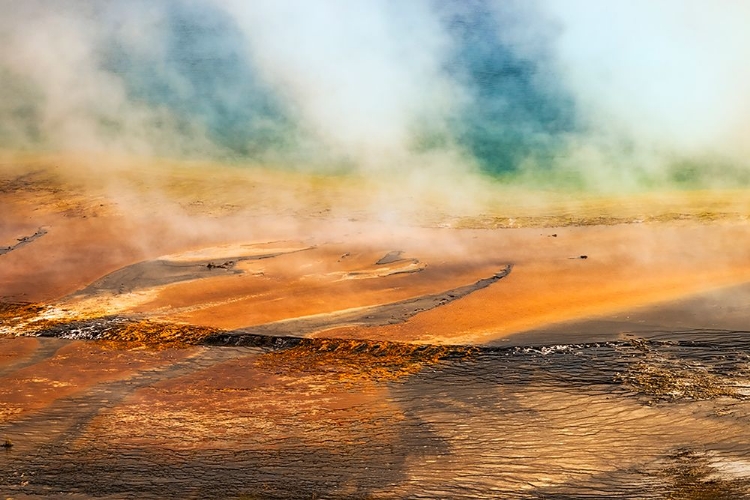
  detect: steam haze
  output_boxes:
[1,0,748,190]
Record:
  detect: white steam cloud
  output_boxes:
[1,1,749,190]
[0,1,215,157]
[537,0,750,186]
[220,0,464,172]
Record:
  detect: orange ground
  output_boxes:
[3,155,750,344]
[5,155,750,498]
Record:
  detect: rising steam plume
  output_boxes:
[1,0,748,190]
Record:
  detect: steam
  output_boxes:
[0,1,215,157]
[537,0,750,188]
[0,0,748,192]
[220,0,462,171]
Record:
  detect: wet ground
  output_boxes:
[3,331,750,499]
[5,161,750,498]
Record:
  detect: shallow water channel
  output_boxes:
[2,331,750,499]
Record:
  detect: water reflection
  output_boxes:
[2,333,750,498]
